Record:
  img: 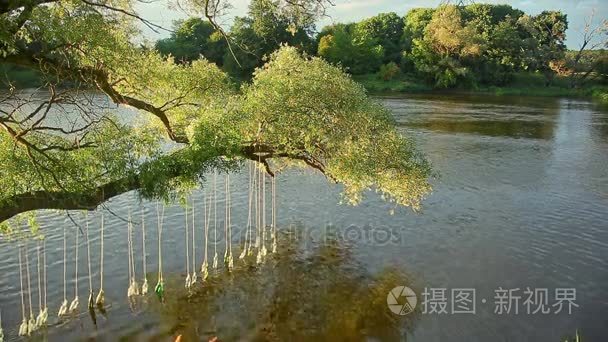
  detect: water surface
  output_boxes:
[0,93,607,341]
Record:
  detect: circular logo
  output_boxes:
[387,286,417,315]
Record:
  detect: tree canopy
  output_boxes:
[312,4,573,88]
[145,3,587,89]
[0,0,432,227]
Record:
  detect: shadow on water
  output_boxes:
[130,232,420,342]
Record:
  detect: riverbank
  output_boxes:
[354,73,608,103]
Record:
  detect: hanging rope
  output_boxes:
[201,189,210,281]
[35,240,47,327]
[58,226,68,317]
[256,153,266,265]
[18,246,28,336]
[261,168,268,259]
[96,213,105,306]
[35,242,42,327]
[225,174,234,271]
[184,204,191,289]
[141,208,148,295]
[25,243,36,334]
[131,217,139,296]
[0,308,4,342]
[191,196,197,285]
[154,204,165,301]
[254,159,260,251]
[240,161,254,260]
[263,166,266,233]
[69,225,79,313]
[127,216,132,296]
[41,239,48,325]
[229,175,233,268]
[86,215,95,310]
[127,215,139,297]
[272,176,277,254]
[212,171,219,270]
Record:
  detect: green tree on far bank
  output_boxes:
[156,18,227,65]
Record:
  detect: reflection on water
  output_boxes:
[383,94,561,140]
[1,93,607,341]
[151,236,417,342]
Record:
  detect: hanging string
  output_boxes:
[201,189,210,281]
[263,165,266,231]
[141,208,148,295]
[212,171,218,270]
[58,226,68,317]
[256,153,266,264]
[42,239,48,324]
[261,168,267,259]
[131,217,138,296]
[240,161,253,260]
[184,203,191,289]
[69,225,79,313]
[191,196,197,285]
[154,204,165,301]
[127,215,139,297]
[25,243,36,334]
[254,159,260,250]
[35,242,42,327]
[86,215,95,310]
[127,216,132,296]
[255,161,262,264]
[272,176,277,254]
[96,213,105,306]
[225,174,234,271]
[224,175,229,262]
[18,246,28,336]
[0,308,4,342]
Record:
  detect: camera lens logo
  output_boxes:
[387,286,417,315]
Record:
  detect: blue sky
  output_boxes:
[136,0,607,49]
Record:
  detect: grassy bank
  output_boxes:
[355,72,608,103]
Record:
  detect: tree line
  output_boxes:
[155,2,607,89]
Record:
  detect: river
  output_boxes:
[0,93,606,341]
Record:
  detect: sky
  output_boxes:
[136,0,608,49]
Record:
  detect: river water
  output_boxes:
[0,93,607,341]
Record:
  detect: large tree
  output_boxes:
[0,0,432,227]
[317,23,384,74]
[355,12,404,64]
[223,0,316,78]
[155,17,227,65]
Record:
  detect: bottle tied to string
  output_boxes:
[141,208,149,296]
[225,173,234,271]
[201,189,210,281]
[68,224,80,314]
[96,214,105,307]
[240,161,254,260]
[35,240,47,328]
[18,246,28,336]
[25,244,36,334]
[191,196,198,285]
[40,240,48,325]
[184,203,191,289]
[127,215,140,298]
[155,204,165,301]
[212,171,219,270]
[58,225,68,317]
[86,216,95,310]
[0,308,4,342]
